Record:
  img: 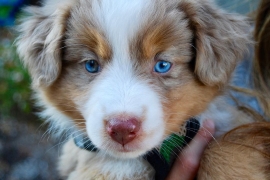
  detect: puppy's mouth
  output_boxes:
[100,136,156,158]
[73,132,141,154]
[85,115,164,158]
[107,141,142,153]
[75,132,154,159]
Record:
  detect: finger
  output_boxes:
[166,119,215,180]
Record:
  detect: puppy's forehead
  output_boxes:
[90,0,155,59]
[70,0,190,62]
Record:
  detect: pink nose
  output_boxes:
[106,117,141,146]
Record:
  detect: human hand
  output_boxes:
[166,120,215,180]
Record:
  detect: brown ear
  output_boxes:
[180,0,251,87]
[16,2,72,87]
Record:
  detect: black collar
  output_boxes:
[73,118,200,180]
[74,133,98,152]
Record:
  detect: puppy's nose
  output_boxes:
[106,117,141,146]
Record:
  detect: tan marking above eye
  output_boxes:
[76,27,112,61]
[130,11,193,67]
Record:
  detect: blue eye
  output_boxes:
[85,60,100,73]
[154,60,172,73]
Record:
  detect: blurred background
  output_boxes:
[0,0,261,180]
[1,1,60,180]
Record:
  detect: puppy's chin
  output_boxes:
[90,136,163,159]
[99,147,149,159]
[102,138,161,159]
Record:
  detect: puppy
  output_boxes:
[17,0,265,179]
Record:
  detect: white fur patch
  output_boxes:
[69,150,154,179]
[34,90,74,137]
[81,59,164,158]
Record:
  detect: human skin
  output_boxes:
[167,120,215,180]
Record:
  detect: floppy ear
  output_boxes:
[16,2,72,87]
[180,0,251,87]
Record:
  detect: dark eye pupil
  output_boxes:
[89,60,96,67]
[85,60,100,73]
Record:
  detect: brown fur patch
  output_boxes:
[43,63,100,131]
[65,1,112,62]
[163,80,219,136]
[131,2,193,64]
[65,25,112,62]
[45,76,86,129]
[198,122,270,180]
[133,18,192,62]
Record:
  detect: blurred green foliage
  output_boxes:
[0,28,32,115]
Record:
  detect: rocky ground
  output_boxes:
[0,113,60,180]
[0,26,60,180]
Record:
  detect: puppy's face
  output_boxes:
[17,0,249,158]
